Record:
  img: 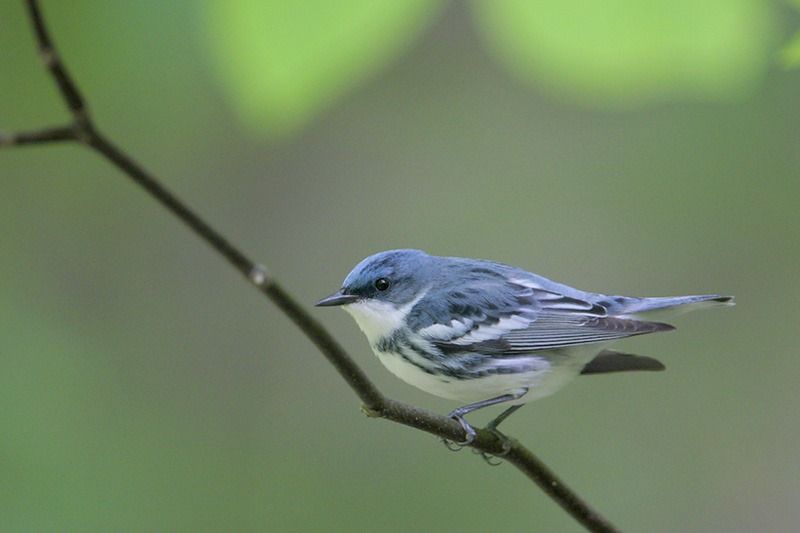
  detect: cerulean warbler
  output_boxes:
[316,249,733,446]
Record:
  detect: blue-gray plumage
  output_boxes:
[316,249,733,446]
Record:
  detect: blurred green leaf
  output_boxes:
[781,31,800,68]
[472,0,776,107]
[204,0,441,136]
[781,0,800,68]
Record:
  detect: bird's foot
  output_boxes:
[472,427,513,466]
[440,411,477,451]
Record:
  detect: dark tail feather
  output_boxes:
[581,349,665,375]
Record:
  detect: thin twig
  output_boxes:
[25,0,87,119]
[0,125,75,146]
[1,2,620,531]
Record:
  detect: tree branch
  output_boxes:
[2,2,620,531]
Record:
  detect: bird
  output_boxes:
[315,249,733,449]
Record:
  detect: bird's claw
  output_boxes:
[440,411,514,465]
[441,437,466,451]
[471,447,503,466]
[440,411,477,451]
[471,427,513,465]
[488,427,514,456]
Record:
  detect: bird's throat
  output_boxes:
[342,291,427,347]
[343,300,411,346]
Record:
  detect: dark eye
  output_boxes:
[374,278,390,291]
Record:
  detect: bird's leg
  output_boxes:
[473,402,527,465]
[442,389,527,451]
[483,404,523,455]
[486,403,523,431]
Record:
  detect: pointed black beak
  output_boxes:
[315,289,359,307]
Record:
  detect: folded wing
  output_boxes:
[414,276,674,356]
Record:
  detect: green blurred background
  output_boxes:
[2,1,799,531]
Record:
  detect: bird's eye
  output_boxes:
[374,278,390,291]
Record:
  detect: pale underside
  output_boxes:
[375,343,598,403]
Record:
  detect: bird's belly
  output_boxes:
[374,348,593,403]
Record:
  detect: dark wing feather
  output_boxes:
[498,313,674,351]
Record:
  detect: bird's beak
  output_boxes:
[315,289,359,307]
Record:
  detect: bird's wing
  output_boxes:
[413,275,673,355]
[492,313,673,352]
[424,312,673,355]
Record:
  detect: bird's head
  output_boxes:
[316,249,432,309]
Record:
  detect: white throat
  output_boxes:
[342,290,427,346]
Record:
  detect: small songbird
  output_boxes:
[316,249,733,447]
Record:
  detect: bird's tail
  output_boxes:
[610,294,734,320]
